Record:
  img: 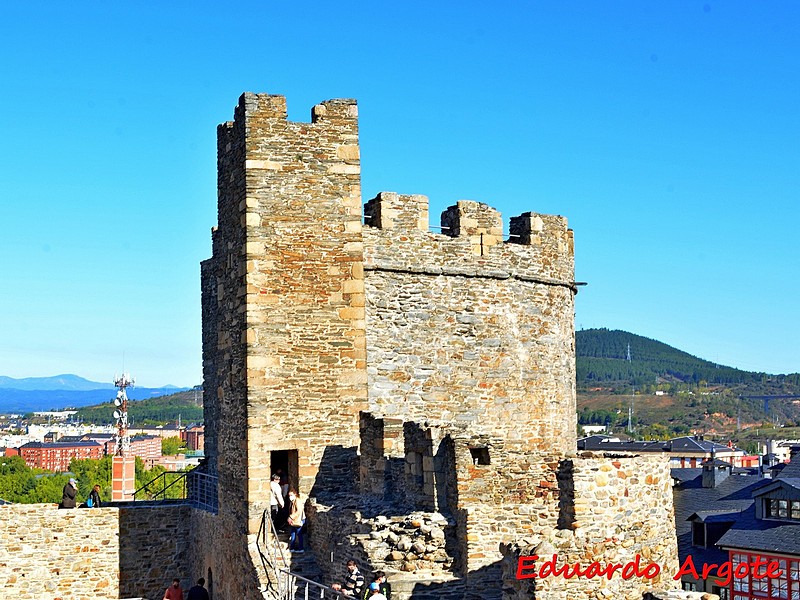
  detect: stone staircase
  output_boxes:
[273,528,324,581]
[254,527,338,600]
[386,571,466,600]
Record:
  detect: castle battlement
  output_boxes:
[197,90,681,600]
[363,192,575,287]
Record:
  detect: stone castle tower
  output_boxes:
[0,90,689,600]
[198,92,680,600]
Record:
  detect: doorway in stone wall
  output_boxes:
[271,449,299,492]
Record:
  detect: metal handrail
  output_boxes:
[268,507,288,574]
[277,569,349,600]
[133,470,188,500]
[256,509,348,600]
[131,467,218,513]
[187,470,218,513]
[256,509,281,596]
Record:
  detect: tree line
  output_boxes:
[576,328,800,390]
[0,454,187,505]
[74,390,203,425]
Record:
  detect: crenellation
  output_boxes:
[242,91,288,120]
[441,200,504,255]
[361,200,575,286]
[312,97,359,123]
[364,191,430,232]
[195,90,678,600]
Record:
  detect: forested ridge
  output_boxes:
[74,389,203,425]
[576,328,800,390]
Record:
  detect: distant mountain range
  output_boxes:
[0,374,190,413]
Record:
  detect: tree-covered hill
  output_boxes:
[576,328,800,391]
[74,389,203,426]
[576,329,800,437]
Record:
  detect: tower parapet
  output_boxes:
[362,194,574,287]
[364,192,429,232]
[201,91,587,599]
[441,200,504,253]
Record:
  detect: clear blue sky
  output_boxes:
[1,2,797,387]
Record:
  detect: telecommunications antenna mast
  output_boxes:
[113,373,135,456]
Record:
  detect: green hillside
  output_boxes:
[74,388,203,426]
[577,328,800,390]
[576,329,800,437]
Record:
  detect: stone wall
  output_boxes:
[0,503,191,600]
[363,192,576,458]
[199,91,682,600]
[189,508,266,600]
[499,453,681,600]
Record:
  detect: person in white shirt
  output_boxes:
[366,582,387,600]
[269,473,284,525]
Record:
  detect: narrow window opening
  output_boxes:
[469,447,490,466]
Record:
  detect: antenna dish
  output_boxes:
[114,398,122,407]
[113,410,122,420]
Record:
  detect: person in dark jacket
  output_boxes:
[186,577,209,600]
[88,484,101,508]
[60,478,77,509]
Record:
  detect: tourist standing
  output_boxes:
[269,474,284,526]
[60,478,77,509]
[287,490,306,552]
[362,571,391,600]
[186,577,209,600]
[163,578,183,600]
[88,484,101,508]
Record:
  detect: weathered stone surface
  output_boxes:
[0,503,192,600]
[500,453,680,600]
[196,91,678,600]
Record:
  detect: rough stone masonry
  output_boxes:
[196,91,683,600]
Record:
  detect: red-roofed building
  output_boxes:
[17,441,103,471]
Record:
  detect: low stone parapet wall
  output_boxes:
[0,503,191,600]
[499,452,681,600]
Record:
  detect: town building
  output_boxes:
[580,434,756,468]
[14,440,103,471]
[183,424,204,452]
[672,447,800,598]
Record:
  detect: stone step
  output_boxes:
[385,571,464,600]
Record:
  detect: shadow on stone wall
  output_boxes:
[310,444,360,504]
[409,560,502,600]
[118,504,191,599]
[556,458,575,530]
